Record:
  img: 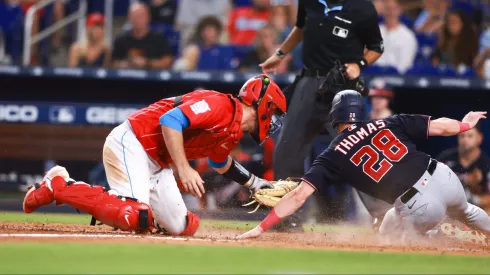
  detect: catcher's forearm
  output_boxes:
[218,158,253,186]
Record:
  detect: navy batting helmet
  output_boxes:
[329,90,366,127]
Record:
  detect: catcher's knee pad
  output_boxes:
[178,211,200,236]
[50,176,153,232]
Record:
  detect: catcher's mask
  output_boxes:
[329,89,366,128]
[237,74,287,145]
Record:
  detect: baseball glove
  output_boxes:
[316,60,369,102]
[242,178,301,213]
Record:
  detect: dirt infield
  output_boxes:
[0,222,488,256]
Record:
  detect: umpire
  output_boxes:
[261,0,384,231]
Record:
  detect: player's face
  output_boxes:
[458,129,482,154]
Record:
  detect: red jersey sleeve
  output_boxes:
[178,96,231,130]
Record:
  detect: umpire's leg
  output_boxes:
[274,76,331,180]
[272,75,333,232]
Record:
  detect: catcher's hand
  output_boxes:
[242,178,300,213]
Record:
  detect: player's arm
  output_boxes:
[208,156,273,192]
[160,108,205,197]
[237,182,315,239]
[429,112,487,137]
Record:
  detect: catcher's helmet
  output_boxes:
[237,74,287,144]
[329,89,366,127]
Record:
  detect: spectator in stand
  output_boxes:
[175,0,231,50]
[368,88,394,120]
[149,0,177,25]
[474,29,490,79]
[372,0,385,19]
[69,13,111,68]
[238,24,291,73]
[228,0,270,45]
[173,16,232,71]
[432,9,478,69]
[439,124,490,211]
[414,0,451,35]
[375,0,417,74]
[112,2,174,70]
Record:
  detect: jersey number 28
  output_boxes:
[350,129,408,182]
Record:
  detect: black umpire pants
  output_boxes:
[274,75,336,180]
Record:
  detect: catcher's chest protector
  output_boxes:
[157,96,244,165]
[50,176,153,232]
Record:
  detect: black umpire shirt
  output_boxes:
[297,0,384,69]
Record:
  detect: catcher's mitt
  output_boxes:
[242,178,300,213]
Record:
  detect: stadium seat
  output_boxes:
[0,3,24,64]
[151,24,180,56]
[438,64,458,77]
[362,65,399,76]
[230,45,253,61]
[197,45,236,70]
[461,68,477,77]
[234,0,252,7]
[405,64,440,76]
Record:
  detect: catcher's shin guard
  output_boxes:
[23,165,70,213]
[49,176,153,232]
[178,211,200,236]
[23,183,55,213]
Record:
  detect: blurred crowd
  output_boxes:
[1,0,490,78]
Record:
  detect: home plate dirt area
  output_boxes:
[0,221,488,256]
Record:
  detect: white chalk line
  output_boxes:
[0,233,242,242]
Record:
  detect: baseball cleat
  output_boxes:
[23,165,70,213]
[23,182,54,213]
[440,223,487,246]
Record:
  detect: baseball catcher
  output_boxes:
[24,74,286,236]
[239,90,490,246]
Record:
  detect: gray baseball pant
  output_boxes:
[379,161,490,239]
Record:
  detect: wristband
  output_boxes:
[275,49,286,59]
[356,58,368,71]
[222,159,252,185]
[458,122,471,133]
[259,209,283,231]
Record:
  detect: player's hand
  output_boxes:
[462,111,487,129]
[344,63,361,80]
[178,166,205,197]
[236,225,264,239]
[259,54,283,74]
[247,175,274,193]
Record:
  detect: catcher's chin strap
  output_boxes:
[242,177,302,213]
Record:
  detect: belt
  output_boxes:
[400,159,438,204]
[300,68,329,77]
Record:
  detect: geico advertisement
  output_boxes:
[0,103,140,125]
[85,107,139,124]
[0,105,38,122]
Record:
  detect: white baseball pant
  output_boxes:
[102,120,188,234]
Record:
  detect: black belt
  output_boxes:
[300,68,329,77]
[173,95,183,107]
[400,159,438,204]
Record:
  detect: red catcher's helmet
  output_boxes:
[237,74,286,144]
